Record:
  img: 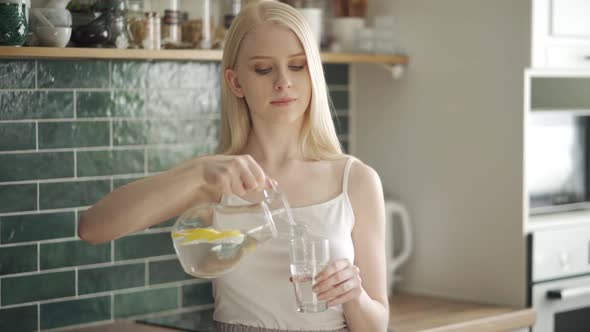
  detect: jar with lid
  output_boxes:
[0,0,27,46]
[126,0,144,48]
[142,11,160,49]
[162,8,181,47]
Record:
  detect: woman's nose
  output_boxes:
[274,70,292,90]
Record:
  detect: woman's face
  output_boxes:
[225,22,312,126]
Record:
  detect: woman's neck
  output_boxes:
[242,121,306,171]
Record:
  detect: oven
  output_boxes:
[529,223,590,332]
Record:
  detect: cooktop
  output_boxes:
[136,309,214,332]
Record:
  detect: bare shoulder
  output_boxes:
[346,157,385,226]
[347,157,382,191]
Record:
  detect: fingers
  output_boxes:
[208,154,280,197]
[311,259,362,306]
[324,287,362,307]
[314,258,350,282]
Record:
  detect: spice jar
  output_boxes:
[126,0,144,48]
[142,11,160,49]
[162,9,181,47]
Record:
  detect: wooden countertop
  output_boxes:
[70,293,535,332]
[389,293,536,332]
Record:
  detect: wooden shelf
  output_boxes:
[0,46,408,65]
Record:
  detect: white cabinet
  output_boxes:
[532,0,590,68]
[551,0,590,38]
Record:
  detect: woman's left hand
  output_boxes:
[312,258,363,307]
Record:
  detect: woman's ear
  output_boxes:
[224,68,245,98]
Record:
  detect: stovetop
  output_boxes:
[136,309,214,332]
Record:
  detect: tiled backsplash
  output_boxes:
[0,59,349,331]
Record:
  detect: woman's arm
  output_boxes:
[313,160,389,331]
[79,155,268,244]
[344,161,389,331]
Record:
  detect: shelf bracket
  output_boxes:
[379,63,405,79]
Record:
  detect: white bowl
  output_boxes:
[36,27,72,47]
[39,0,71,9]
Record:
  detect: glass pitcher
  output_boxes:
[172,185,303,279]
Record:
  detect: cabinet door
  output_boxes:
[552,0,590,38]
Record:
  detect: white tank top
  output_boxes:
[212,157,356,330]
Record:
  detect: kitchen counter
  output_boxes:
[389,293,535,332]
[69,293,535,332]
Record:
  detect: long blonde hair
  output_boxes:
[216,0,343,160]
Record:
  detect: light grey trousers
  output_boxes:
[214,321,350,332]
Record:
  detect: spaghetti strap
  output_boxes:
[342,157,355,194]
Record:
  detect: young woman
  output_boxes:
[79,1,388,331]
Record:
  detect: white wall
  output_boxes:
[354,0,531,306]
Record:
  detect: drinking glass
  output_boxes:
[289,237,330,313]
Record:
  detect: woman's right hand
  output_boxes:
[197,154,272,197]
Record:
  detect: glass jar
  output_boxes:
[0,0,27,46]
[141,11,160,49]
[126,0,144,48]
[162,9,181,47]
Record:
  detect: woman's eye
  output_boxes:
[255,68,272,75]
[289,65,305,71]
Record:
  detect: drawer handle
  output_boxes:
[547,285,590,300]
[585,56,590,61]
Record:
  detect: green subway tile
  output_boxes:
[114,287,178,318]
[150,217,176,229]
[77,150,144,177]
[38,121,110,149]
[1,212,75,244]
[112,61,148,88]
[1,271,75,305]
[41,296,110,330]
[333,115,349,136]
[0,152,74,182]
[0,305,37,332]
[38,60,109,89]
[147,146,202,173]
[0,123,35,151]
[178,62,218,89]
[330,90,349,110]
[77,91,146,118]
[0,60,35,89]
[0,245,37,275]
[0,91,73,120]
[115,233,175,261]
[147,119,218,145]
[39,180,110,210]
[147,61,181,88]
[40,240,110,270]
[147,90,198,117]
[78,263,144,295]
[0,184,36,213]
[182,282,213,307]
[149,259,192,284]
[324,64,349,85]
[113,120,147,146]
[192,85,221,114]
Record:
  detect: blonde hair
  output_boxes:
[216,0,343,160]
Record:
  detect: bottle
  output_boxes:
[126,0,144,48]
[141,11,160,49]
[162,8,181,47]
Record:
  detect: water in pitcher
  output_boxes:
[172,228,260,278]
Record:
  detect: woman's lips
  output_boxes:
[270,98,296,106]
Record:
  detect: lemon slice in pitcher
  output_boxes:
[172,228,244,245]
